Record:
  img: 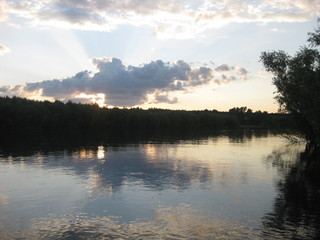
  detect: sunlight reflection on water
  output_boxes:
[1,131,316,239]
[4,205,261,240]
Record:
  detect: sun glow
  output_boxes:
[48,29,91,70]
[74,93,106,107]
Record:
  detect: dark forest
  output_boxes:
[0,96,293,138]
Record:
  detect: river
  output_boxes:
[0,130,319,239]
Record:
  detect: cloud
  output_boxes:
[214,64,248,84]
[214,75,236,85]
[234,66,248,81]
[215,64,230,72]
[0,85,25,97]
[0,44,9,55]
[4,0,319,38]
[0,58,248,107]
[52,0,181,15]
[0,0,8,21]
[152,91,178,104]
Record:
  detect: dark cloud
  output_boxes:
[23,58,215,106]
[152,91,178,104]
[214,64,248,82]
[1,58,248,106]
[37,2,105,25]
[215,64,230,72]
[0,86,9,93]
[53,0,181,15]
[0,85,22,95]
[26,71,91,98]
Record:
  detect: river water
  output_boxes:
[0,130,319,239]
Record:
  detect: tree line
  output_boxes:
[0,96,292,138]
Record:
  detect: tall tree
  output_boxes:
[260,19,320,148]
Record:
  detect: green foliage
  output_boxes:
[260,19,320,146]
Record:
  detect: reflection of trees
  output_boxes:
[262,146,320,239]
[227,129,269,143]
[0,129,270,157]
[0,130,274,194]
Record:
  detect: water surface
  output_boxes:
[0,131,319,239]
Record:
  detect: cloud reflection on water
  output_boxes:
[23,204,260,240]
[0,130,283,239]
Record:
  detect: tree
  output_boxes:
[260,19,320,149]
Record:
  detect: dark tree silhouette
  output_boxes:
[260,19,320,149]
[0,96,291,139]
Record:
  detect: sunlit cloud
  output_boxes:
[0,0,8,21]
[3,0,319,39]
[0,57,248,107]
[0,44,10,55]
[0,85,54,102]
[72,93,106,107]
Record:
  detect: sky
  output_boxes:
[0,0,319,112]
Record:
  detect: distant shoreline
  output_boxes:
[0,96,295,139]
